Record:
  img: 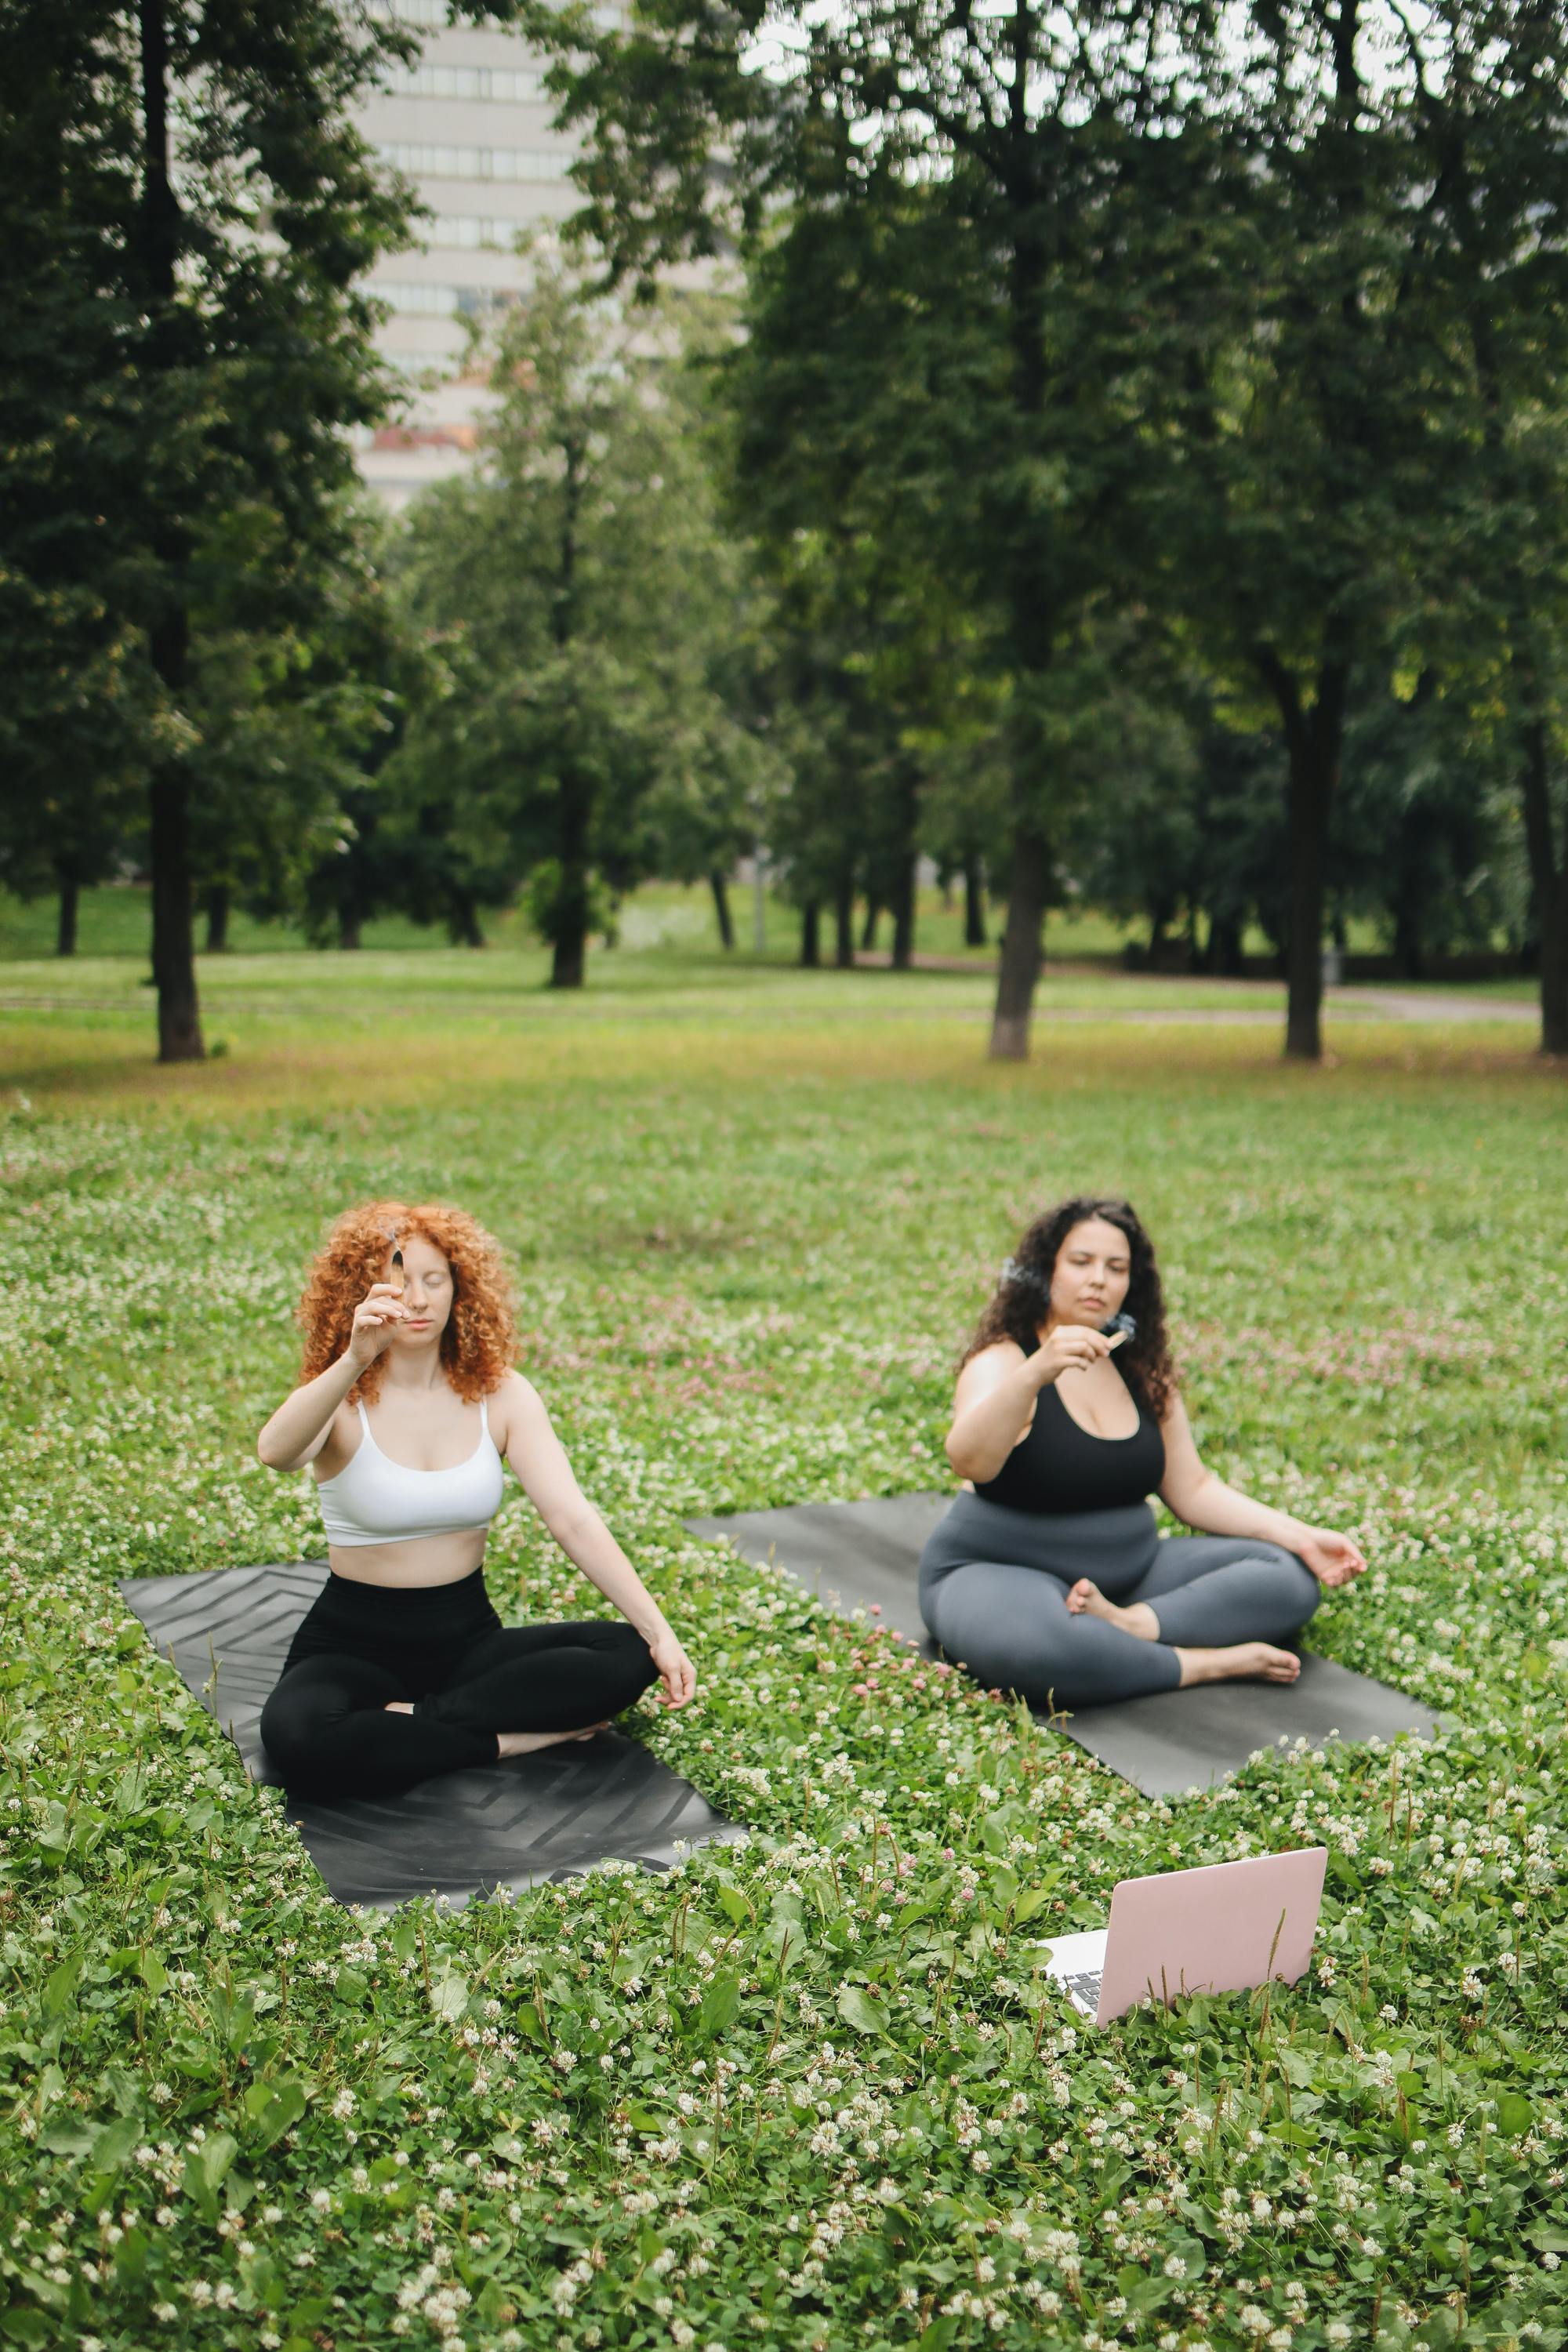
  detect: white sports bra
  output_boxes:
[315,1396,506,1548]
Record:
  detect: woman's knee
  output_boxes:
[1280,1553,1323,1627]
[260,1672,354,1774]
[595,1621,658,1703]
[260,1686,321,1775]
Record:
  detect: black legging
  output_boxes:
[260,1568,658,1797]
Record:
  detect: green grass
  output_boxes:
[1,878,1122,967]
[3,940,1567,2352]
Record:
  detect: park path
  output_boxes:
[0,986,1539,1026]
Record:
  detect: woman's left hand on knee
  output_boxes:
[1294,1526,1367,1587]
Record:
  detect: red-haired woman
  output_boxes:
[921,1197,1366,1711]
[256,1201,694,1795]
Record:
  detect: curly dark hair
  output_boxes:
[962,1195,1178,1416]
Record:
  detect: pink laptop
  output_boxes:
[1040,1848,1327,2026]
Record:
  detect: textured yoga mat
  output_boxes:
[687,1494,1440,1798]
[120,1562,741,1908]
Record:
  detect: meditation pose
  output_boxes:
[920,1196,1365,1711]
[256,1201,693,1795]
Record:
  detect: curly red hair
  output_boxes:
[297,1200,517,1406]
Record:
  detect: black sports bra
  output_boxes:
[972,1342,1165,1515]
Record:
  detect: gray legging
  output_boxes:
[919,1492,1320,1710]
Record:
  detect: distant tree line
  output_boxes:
[3,0,1567,1062]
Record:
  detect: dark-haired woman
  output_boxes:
[920,1197,1365,1711]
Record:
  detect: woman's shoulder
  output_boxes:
[484,1365,541,1439]
[954,1336,1029,1393]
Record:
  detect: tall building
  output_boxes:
[354,2,620,506]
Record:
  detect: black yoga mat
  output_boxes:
[120,1562,741,1909]
[687,1494,1440,1799]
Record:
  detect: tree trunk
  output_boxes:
[709,868,734,950]
[989,22,1054,1062]
[1519,715,1568,1055]
[1259,648,1348,1063]
[205,883,230,954]
[1283,742,1333,1060]
[860,900,880,953]
[834,871,855,968]
[149,748,203,1058]
[1208,913,1243,977]
[888,760,920,971]
[989,821,1050,1059]
[800,902,821,968]
[140,0,203,1062]
[550,768,593,989]
[56,870,79,958]
[891,858,916,971]
[964,852,987,948]
[452,892,484,948]
[339,906,362,951]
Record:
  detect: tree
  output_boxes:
[0,0,413,1055]
[524,0,1220,1057]
[392,253,760,988]
[1331,681,1512,979]
[1160,0,1568,1058]
[1379,0,1568,1053]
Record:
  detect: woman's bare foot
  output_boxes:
[495,1723,608,1759]
[1174,1642,1301,1688]
[1065,1579,1159,1642]
[384,1700,414,1715]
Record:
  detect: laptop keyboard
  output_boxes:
[1057,1968,1103,2012]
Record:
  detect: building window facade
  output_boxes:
[379,63,546,101]
[379,142,571,182]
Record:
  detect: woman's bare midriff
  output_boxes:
[326,1530,489,1588]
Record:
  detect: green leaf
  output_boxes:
[714,1878,751,1926]
[113,2225,149,2286]
[837,1985,890,2038]
[37,2118,95,2158]
[41,1951,82,2024]
[1013,1888,1053,1923]
[1497,2092,1532,2138]
[244,2079,307,2151]
[430,1970,470,2020]
[916,2321,958,2352]
[182,2130,238,2223]
[761,1916,800,1973]
[699,1972,742,2038]
[0,2310,55,2347]
[86,2114,141,2180]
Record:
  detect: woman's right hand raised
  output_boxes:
[1031,1323,1116,1386]
[347,1283,407,1367]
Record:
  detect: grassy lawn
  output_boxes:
[0,879,1128,968]
[3,935,1566,2352]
